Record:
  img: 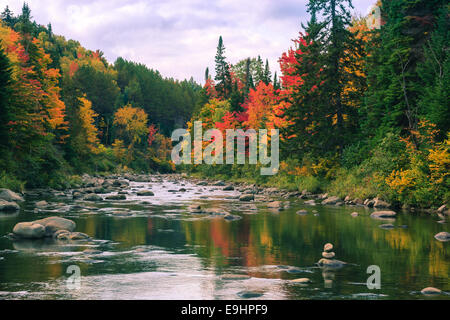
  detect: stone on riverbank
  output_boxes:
[324,243,333,252]
[0,200,20,211]
[322,196,340,205]
[304,199,316,206]
[373,198,391,209]
[0,189,24,202]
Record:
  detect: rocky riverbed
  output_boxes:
[0,174,448,299]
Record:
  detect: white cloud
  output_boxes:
[0,0,375,83]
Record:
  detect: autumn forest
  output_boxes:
[0,0,449,209]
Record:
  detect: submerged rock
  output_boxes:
[237,291,263,299]
[224,214,242,221]
[296,210,308,215]
[221,274,251,280]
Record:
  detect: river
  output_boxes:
[0,175,448,299]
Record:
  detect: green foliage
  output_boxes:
[0,171,25,192]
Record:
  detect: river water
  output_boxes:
[0,176,448,299]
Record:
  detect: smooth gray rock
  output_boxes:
[137,190,155,196]
[317,258,346,268]
[0,189,24,202]
[239,194,254,202]
[35,200,48,208]
[324,243,333,252]
[421,287,442,295]
[322,251,335,259]
[322,196,340,205]
[13,222,45,239]
[370,210,397,218]
[83,194,103,201]
[434,231,450,242]
[105,194,126,200]
[33,216,76,236]
[0,200,20,211]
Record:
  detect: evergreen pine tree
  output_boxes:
[263,59,271,84]
[214,36,231,98]
[0,45,12,147]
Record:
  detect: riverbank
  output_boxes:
[184,171,450,217]
[1,171,448,218]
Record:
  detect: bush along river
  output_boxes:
[0,174,449,300]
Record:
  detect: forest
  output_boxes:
[0,0,448,209]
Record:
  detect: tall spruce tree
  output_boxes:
[306,0,362,154]
[362,0,445,143]
[204,67,209,82]
[214,36,231,98]
[281,10,329,157]
[263,59,272,84]
[417,5,449,140]
[0,45,12,147]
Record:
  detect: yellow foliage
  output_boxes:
[78,97,100,154]
[386,169,416,195]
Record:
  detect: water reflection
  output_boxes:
[0,179,449,299]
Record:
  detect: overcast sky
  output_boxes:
[1,0,375,83]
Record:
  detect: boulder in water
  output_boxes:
[0,200,20,212]
[0,189,24,202]
[421,287,442,295]
[33,216,76,237]
[13,222,45,239]
[370,210,397,218]
[239,194,254,202]
[137,190,155,196]
[434,231,450,242]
